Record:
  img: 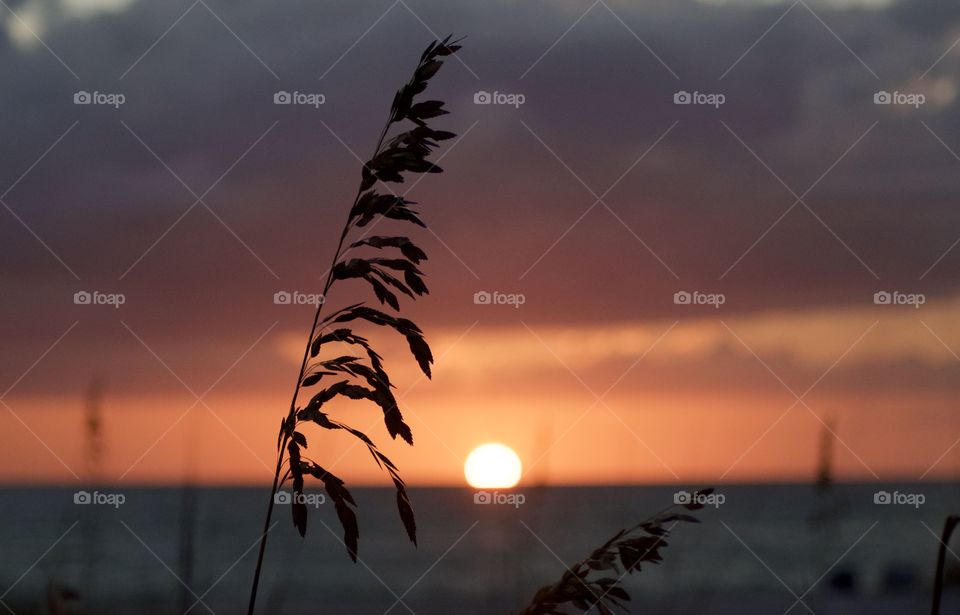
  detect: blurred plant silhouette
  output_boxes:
[246,35,461,615]
[518,489,712,614]
[932,514,959,615]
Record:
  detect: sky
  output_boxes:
[1,0,960,486]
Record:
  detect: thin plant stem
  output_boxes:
[246,453,283,615]
[246,115,394,615]
[932,515,960,615]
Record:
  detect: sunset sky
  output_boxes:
[2,0,960,486]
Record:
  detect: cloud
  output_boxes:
[1,0,959,396]
[3,0,135,50]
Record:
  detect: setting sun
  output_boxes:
[464,443,523,489]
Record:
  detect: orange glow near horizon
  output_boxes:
[2,385,959,487]
[5,300,960,487]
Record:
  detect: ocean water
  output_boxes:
[0,484,957,613]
